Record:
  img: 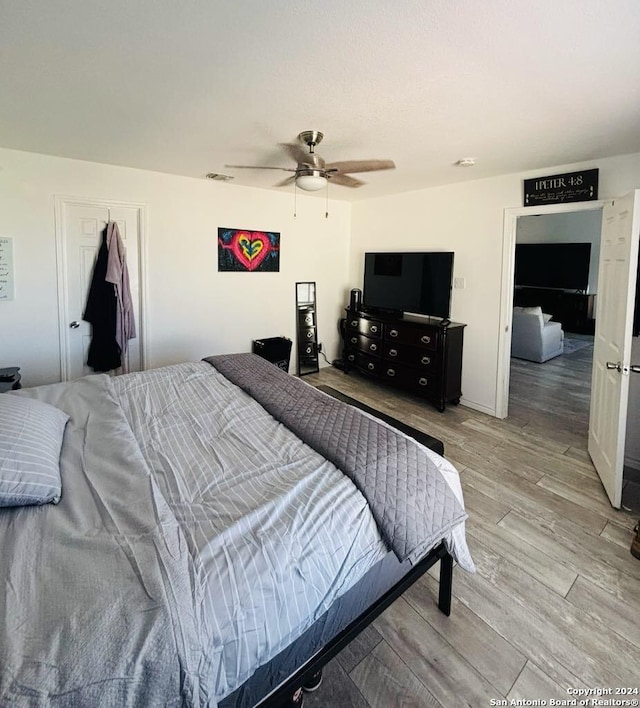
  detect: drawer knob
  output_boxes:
[350,337,358,344]
[418,377,428,387]
[421,335,431,344]
[306,331,313,338]
[370,325,378,334]
[370,343,377,352]
[350,320,358,327]
[386,368,396,377]
[347,354,355,362]
[367,362,375,371]
[388,348,398,357]
[421,356,431,365]
[389,329,399,338]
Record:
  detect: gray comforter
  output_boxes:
[205,354,468,564]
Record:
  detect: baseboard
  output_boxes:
[460,398,496,418]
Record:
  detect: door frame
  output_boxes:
[496,199,605,419]
[54,195,149,381]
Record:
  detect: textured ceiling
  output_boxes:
[1,0,639,201]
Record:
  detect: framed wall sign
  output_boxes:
[0,237,14,301]
[523,168,599,207]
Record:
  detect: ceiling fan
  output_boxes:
[225,130,396,191]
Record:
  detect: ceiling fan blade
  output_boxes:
[328,173,366,188]
[280,142,311,166]
[274,175,296,187]
[225,164,296,172]
[324,159,395,174]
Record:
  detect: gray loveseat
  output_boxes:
[511,306,564,363]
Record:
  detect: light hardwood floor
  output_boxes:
[301,342,640,708]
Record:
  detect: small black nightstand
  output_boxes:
[0,367,22,393]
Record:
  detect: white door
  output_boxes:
[57,198,144,380]
[588,190,640,507]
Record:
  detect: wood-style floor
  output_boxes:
[301,342,640,708]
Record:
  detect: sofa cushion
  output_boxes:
[514,305,543,325]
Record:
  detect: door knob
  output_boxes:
[606,361,622,372]
[70,321,80,329]
[631,364,640,374]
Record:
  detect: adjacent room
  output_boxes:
[1,2,640,707]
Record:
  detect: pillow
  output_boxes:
[0,394,69,507]
[542,313,553,323]
[520,305,543,317]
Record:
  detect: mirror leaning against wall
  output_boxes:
[295,282,319,376]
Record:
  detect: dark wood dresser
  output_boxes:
[342,310,465,412]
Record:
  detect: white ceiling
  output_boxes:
[2,0,640,201]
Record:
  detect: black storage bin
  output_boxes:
[252,337,292,372]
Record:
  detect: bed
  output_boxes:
[0,353,474,707]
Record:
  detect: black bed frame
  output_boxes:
[258,542,453,706]
[256,384,455,707]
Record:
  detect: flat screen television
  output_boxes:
[362,251,454,319]
[514,242,591,291]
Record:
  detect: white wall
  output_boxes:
[351,152,640,415]
[516,210,603,293]
[3,145,639,419]
[0,148,351,387]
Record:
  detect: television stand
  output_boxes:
[342,309,465,412]
[514,288,595,334]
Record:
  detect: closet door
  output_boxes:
[56,198,145,380]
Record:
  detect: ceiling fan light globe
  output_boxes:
[296,173,327,191]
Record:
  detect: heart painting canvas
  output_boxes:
[218,228,280,272]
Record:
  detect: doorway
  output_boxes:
[54,196,148,380]
[508,208,601,441]
[497,201,605,419]
[498,197,640,512]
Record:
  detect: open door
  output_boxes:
[589,190,640,507]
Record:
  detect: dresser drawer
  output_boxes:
[298,307,315,327]
[385,323,438,350]
[356,352,382,376]
[381,365,436,392]
[346,316,383,339]
[346,333,382,355]
[383,342,437,369]
[298,341,317,357]
[299,326,316,342]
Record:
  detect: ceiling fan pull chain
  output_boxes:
[325,180,329,219]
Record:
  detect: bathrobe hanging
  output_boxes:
[105,222,136,373]
[83,227,121,372]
